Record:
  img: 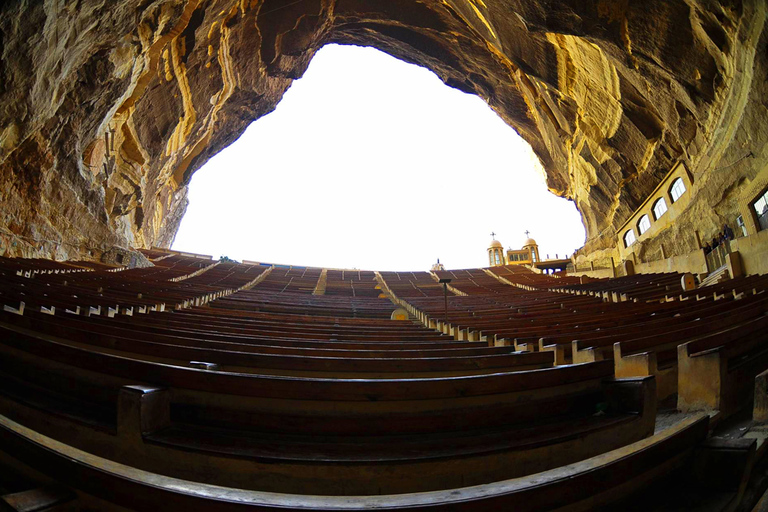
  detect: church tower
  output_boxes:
[522,234,540,263]
[488,234,506,267]
[505,231,541,265]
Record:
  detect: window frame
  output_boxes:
[623,229,636,248]
[736,215,747,237]
[669,178,686,203]
[652,197,668,220]
[637,214,651,236]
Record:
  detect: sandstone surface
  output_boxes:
[0,0,766,263]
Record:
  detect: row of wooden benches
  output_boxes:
[377,271,449,298]
[389,266,768,421]
[0,256,269,316]
[2,412,753,511]
[0,311,655,495]
[0,255,763,510]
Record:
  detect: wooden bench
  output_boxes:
[78,316,459,350]
[612,297,768,399]
[0,413,709,511]
[0,322,655,494]
[0,310,553,378]
[556,294,765,366]
[678,312,768,419]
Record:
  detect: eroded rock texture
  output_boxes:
[0,0,766,261]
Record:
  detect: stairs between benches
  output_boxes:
[700,266,730,288]
[312,269,327,295]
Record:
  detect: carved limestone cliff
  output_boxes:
[0,0,766,262]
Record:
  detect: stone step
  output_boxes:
[1,486,76,512]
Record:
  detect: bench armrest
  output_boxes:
[603,376,657,421]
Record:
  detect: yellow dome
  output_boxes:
[489,239,503,249]
[523,238,537,246]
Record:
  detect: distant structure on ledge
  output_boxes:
[487,231,569,274]
[430,259,445,271]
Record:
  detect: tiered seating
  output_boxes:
[678,304,768,417]
[214,288,397,318]
[0,412,726,511]
[175,260,266,289]
[0,255,117,277]
[671,272,768,301]
[385,270,615,349]
[0,255,765,510]
[488,264,581,288]
[550,272,685,302]
[223,267,395,319]
[434,268,513,295]
[256,266,322,294]
[603,293,768,399]
[385,265,768,423]
[0,254,267,316]
[377,271,445,297]
[324,269,380,297]
[138,247,175,260]
[2,308,555,378]
[0,308,655,493]
[0,255,664,506]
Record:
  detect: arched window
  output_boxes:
[494,251,501,265]
[637,215,651,235]
[652,197,668,220]
[669,178,686,203]
[624,229,636,248]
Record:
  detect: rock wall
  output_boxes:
[0,0,766,262]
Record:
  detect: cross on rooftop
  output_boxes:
[524,230,530,237]
[490,232,496,240]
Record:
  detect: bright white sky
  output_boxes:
[172,44,585,271]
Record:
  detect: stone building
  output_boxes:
[507,236,540,266]
[487,235,540,267]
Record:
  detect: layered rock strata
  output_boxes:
[0,0,766,262]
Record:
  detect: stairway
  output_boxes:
[698,266,730,288]
[312,269,328,295]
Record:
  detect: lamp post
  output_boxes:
[438,278,452,325]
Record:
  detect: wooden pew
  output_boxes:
[0,310,553,378]
[0,309,500,355]
[568,294,768,366]
[73,315,461,350]
[678,312,768,420]
[0,413,709,511]
[0,322,655,494]
[612,298,768,400]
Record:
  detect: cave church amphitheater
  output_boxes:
[3,0,768,510]
[0,244,768,510]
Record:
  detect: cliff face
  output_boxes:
[0,0,766,261]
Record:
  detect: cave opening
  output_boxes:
[171,44,585,270]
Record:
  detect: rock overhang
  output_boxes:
[0,0,765,263]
